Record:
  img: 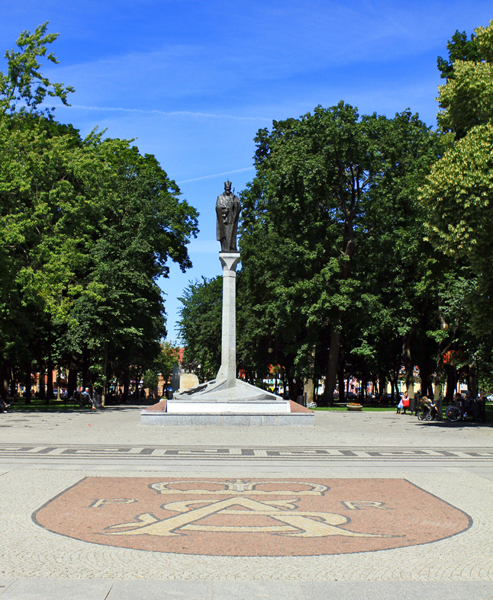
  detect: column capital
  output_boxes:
[219,252,241,273]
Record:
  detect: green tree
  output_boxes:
[0,24,199,401]
[240,104,440,403]
[437,29,481,81]
[0,21,74,115]
[422,20,493,338]
[350,109,445,400]
[421,123,493,335]
[61,135,198,401]
[0,111,84,399]
[418,20,493,399]
[437,21,493,138]
[155,342,181,395]
[143,341,181,398]
[177,277,222,382]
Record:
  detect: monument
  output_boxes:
[216,180,240,253]
[141,182,313,425]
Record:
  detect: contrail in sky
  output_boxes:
[69,105,271,122]
[177,167,255,184]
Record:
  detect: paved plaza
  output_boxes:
[0,407,492,599]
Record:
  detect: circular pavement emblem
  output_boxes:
[33,478,471,556]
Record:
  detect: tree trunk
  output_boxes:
[338,361,345,404]
[390,378,397,404]
[304,378,314,405]
[444,364,456,402]
[46,359,54,401]
[324,327,341,406]
[402,329,416,399]
[361,375,368,403]
[1,361,9,400]
[419,363,429,398]
[38,361,46,399]
[288,377,302,404]
[378,373,386,397]
[101,342,108,407]
[10,366,16,398]
[135,369,141,401]
[25,363,32,404]
[68,369,77,398]
[82,347,90,391]
[281,373,287,398]
[469,363,478,398]
[56,367,61,401]
[303,345,316,405]
[123,366,130,403]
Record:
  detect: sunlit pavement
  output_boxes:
[0,407,492,599]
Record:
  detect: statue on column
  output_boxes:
[216,181,241,252]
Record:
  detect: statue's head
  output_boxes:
[224,180,232,192]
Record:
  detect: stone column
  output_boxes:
[216,252,240,388]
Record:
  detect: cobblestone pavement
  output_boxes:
[0,408,492,598]
[1,406,492,447]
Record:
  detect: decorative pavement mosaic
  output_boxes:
[33,477,471,556]
[1,467,492,581]
[1,443,492,462]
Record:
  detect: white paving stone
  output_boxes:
[0,408,492,587]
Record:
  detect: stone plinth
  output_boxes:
[168,378,289,413]
[141,412,313,426]
[141,379,314,426]
[166,400,290,414]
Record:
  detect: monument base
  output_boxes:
[140,378,314,426]
[140,412,313,426]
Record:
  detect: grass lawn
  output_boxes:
[315,402,493,423]
[4,397,83,412]
[3,398,492,423]
[2,396,150,412]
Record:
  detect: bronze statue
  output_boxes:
[216,181,241,252]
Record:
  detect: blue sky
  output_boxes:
[2,1,492,343]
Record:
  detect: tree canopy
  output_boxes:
[0,23,198,402]
[0,22,74,115]
[177,277,223,382]
[422,19,493,340]
[437,21,493,138]
[233,104,443,403]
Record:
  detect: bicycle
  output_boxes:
[68,391,90,409]
[445,400,474,423]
